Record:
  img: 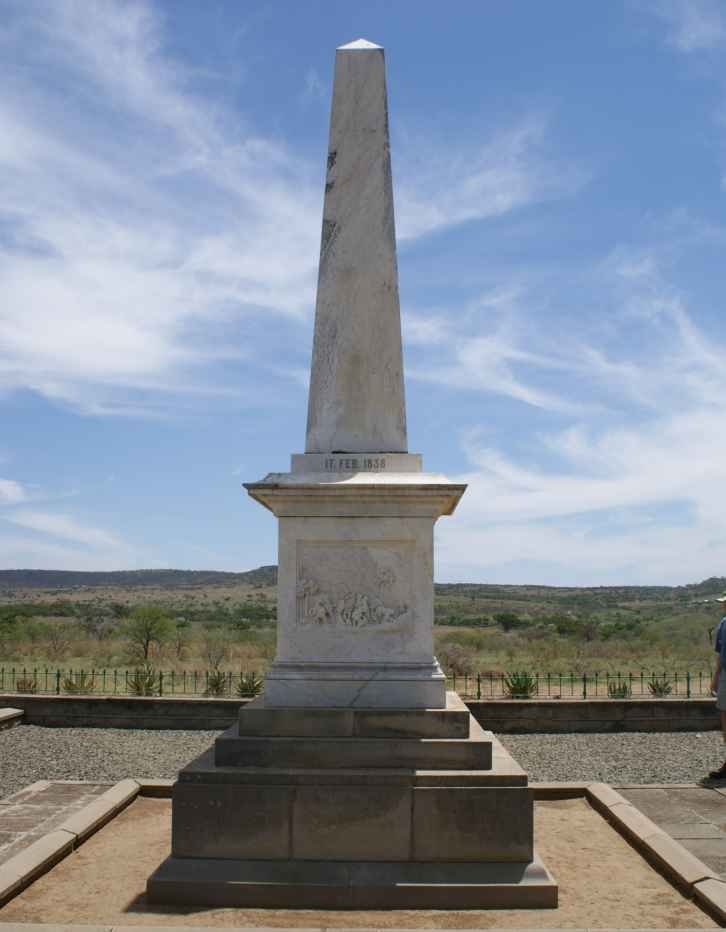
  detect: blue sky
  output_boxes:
[2,0,726,585]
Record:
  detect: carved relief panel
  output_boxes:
[295,540,414,630]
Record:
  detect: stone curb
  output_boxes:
[585,782,723,918]
[136,778,174,797]
[0,708,23,731]
[530,782,588,799]
[693,877,726,925]
[0,830,75,906]
[0,780,141,906]
[55,779,140,843]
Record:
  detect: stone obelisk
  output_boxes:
[306,38,406,455]
[147,40,557,910]
[244,37,464,709]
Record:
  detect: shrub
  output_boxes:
[62,671,95,694]
[504,670,538,699]
[204,670,230,697]
[437,644,475,676]
[122,607,172,662]
[495,612,529,632]
[236,671,263,698]
[15,675,37,694]
[648,677,673,697]
[607,680,632,699]
[126,665,159,696]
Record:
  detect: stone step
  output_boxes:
[214,719,492,770]
[148,852,557,909]
[238,690,470,738]
[178,748,527,787]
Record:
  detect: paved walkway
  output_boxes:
[616,783,726,878]
[0,780,109,867]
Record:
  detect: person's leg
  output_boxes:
[710,711,726,779]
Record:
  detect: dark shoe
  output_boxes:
[708,765,726,780]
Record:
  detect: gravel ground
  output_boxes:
[0,726,220,800]
[501,731,725,784]
[1,726,724,801]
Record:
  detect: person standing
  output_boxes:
[709,596,726,780]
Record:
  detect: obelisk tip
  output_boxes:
[337,38,383,51]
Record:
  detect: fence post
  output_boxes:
[159,670,164,696]
[476,672,481,700]
[582,672,587,699]
[55,669,61,695]
[686,670,691,699]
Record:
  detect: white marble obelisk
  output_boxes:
[148,40,557,911]
[245,39,465,708]
[306,39,406,454]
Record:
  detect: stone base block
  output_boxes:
[171,731,532,864]
[214,718,492,770]
[262,661,446,709]
[147,851,557,909]
[239,690,470,738]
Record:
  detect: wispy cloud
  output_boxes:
[641,0,726,52]
[435,240,726,584]
[0,0,321,416]
[0,479,26,506]
[396,115,587,240]
[0,1,581,420]
[406,286,596,414]
[3,510,123,549]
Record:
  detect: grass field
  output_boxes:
[1,570,724,688]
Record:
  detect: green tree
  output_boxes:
[122,606,172,661]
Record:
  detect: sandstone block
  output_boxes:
[412,786,533,861]
[172,783,291,860]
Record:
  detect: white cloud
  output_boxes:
[407,286,595,414]
[0,0,321,415]
[3,510,123,549]
[0,531,149,571]
[433,247,726,585]
[0,1,580,419]
[0,479,26,506]
[396,115,586,240]
[642,0,726,52]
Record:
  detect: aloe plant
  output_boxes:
[648,677,673,697]
[62,671,95,694]
[607,680,631,699]
[126,665,159,696]
[504,670,538,699]
[236,671,263,698]
[203,670,230,697]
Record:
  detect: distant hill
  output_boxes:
[0,566,277,589]
[0,566,723,598]
[680,576,726,596]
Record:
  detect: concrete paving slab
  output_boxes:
[0,782,109,867]
[616,784,726,880]
[660,821,724,839]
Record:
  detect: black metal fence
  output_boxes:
[451,669,714,699]
[0,666,716,699]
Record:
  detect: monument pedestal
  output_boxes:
[245,462,465,709]
[147,693,557,908]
